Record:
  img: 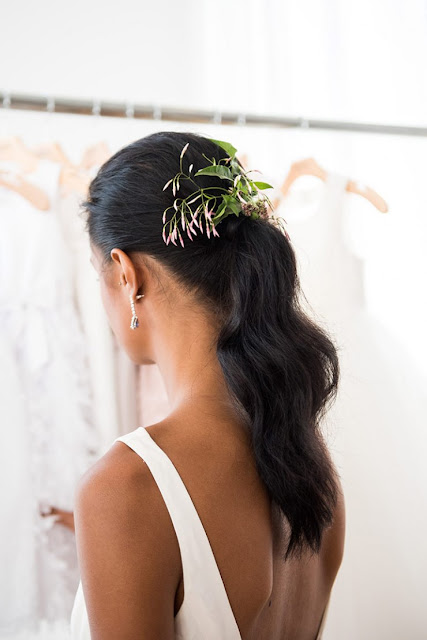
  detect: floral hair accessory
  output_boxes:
[161,138,291,247]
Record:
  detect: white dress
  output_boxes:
[0,159,100,638]
[70,426,244,639]
[56,174,139,452]
[70,425,331,639]
[275,171,427,637]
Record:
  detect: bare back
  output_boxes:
[136,414,345,640]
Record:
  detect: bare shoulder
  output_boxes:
[73,426,181,639]
[77,437,145,490]
[75,423,173,503]
[74,423,182,575]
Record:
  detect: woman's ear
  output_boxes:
[110,248,143,298]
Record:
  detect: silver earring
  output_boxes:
[129,293,144,329]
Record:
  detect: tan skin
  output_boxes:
[46,243,346,639]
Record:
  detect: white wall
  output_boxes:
[2,0,426,122]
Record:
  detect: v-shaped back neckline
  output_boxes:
[115,426,243,640]
[131,427,331,640]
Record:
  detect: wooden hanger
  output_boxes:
[78,141,111,171]
[0,137,50,210]
[59,141,112,196]
[272,157,388,213]
[30,141,95,194]
[0,136,39,171]
[59,165,92,196]
[31,140,79,192]
[0,168,50,210]
[31,140,72,168]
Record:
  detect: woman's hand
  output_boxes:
[40,505,75,532]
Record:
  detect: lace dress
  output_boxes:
[0,158,100,638]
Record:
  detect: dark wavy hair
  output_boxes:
[82,130,341,561]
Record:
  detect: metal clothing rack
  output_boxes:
[1,91,427,137]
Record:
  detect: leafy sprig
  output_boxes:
[162,139,290,247]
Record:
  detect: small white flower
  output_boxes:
[189,163,193,173]
[163,178,173,191]
[180,142,190,160]
[187,194,200,205]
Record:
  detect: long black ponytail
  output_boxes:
[83,130,341,561]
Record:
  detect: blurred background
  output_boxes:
[0,1,426,638]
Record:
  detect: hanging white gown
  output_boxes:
[0,159,100,638]
[274,171,427,639]
[56,170,139,449]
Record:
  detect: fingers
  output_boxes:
[40,505,76,533]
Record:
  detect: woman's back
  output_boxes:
[75,130,345,639]
[112,413,345,640]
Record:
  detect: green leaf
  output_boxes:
[213,203,226,218]
[230,157,244,173]
[253,181,274,190]
[221,194,241,214]
[194,165,234,181]
[209,138,238,159]
[210,193,242,223]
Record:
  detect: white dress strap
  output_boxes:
[114,426,242,640]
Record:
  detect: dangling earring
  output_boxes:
[129,293,144,330]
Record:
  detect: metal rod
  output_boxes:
[1,91,426,137]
